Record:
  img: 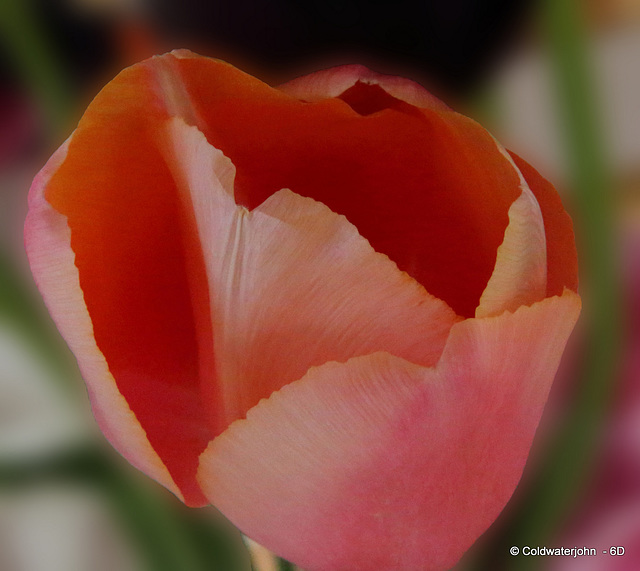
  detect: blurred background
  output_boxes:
[0,0,639,569]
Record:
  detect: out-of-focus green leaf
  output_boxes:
[0,249,81,395]
[177,507,254,571]
[276,557,296,571]
[0,443,253,571]
[0,0,74,136]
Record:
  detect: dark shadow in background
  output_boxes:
[149,0,536,99]
[6,0,537,102]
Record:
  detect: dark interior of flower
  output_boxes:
[338,81,417,116]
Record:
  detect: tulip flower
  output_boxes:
[25,50,580,570]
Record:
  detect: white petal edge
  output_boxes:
[160,117,460,424]
[476,142,547,318]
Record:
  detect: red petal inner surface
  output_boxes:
[176,56,520,318]
[45,63,215,506]
[509,152,579,295]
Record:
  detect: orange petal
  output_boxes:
[198,290,580,571]
[30,59,216,506]
[161,117,460,424]
[25,139,183,501]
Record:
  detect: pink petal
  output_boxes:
[161,117,460,425]
[278,64,450,112]
[198,290,581,571]
[24,138,183,501]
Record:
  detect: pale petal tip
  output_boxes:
[476,142,548,318]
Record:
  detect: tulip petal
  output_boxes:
[170,53,522,317]
[279,60,576,309]
[161,117,460,424]
[509,152,579,296]
[27,61,218,506]
[278,63,450,112]
[24,139,183,501]
[476,146,547,317]
[198,290,580,571]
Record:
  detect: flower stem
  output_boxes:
[277,557,297,571]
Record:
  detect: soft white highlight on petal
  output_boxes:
[24,139,182,501]
[151,54,203,128]
[161,117,460,424]
[476,144,547,318]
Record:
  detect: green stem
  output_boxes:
[103,463,205,571]
[277,557,297,571]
